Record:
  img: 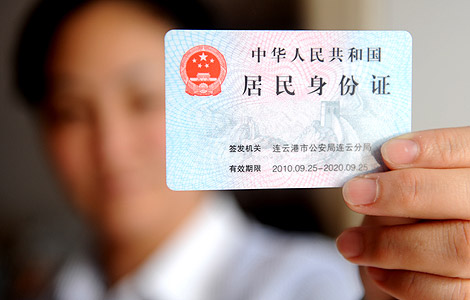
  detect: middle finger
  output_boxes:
[343,168,470,220]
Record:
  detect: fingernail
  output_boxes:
[336,230,364,258]
[343,177,378,206]
[382,138,419,165]
[366,267,390,282]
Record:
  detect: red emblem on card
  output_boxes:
[180,45,227,96]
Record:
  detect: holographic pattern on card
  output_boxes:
[165,30,412,190]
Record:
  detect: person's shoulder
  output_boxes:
[244,223,360,280]
[220,222,364,300]
[247,222,344,263]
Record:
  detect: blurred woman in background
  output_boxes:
[14,0,362,299]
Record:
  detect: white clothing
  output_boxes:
[53,192,363,300]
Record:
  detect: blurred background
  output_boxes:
[1,0,470,298]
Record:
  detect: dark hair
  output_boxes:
[14,0,214,108]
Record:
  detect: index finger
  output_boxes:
[381,126,470,170]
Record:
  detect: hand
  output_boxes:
[336,127,470,300]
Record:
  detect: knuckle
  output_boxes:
[449,221,470,268]
[426,129,469,166]
[404,272,417,295]
[451,279,470,300]
[374,228,394,262]
[393,170,423,211]
[400,272,426,300]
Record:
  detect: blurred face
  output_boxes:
[44,0,199,243]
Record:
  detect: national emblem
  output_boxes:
[180,45,227,96]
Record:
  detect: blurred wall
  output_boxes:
[304,0,470,130]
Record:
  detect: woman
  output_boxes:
[18,1,470,299]
[14,0,362,299]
